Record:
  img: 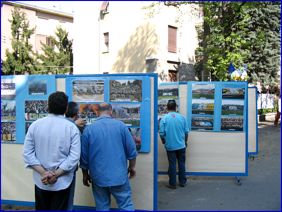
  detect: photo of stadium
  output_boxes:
[191,116,214,130]
[158,86,178,100]
[221,99,244,115]
[192,99,214,115]
[28,79,47,95]
[78,104,99,125]
[112,104,141,126]
[110,80,142,102]
[128,127,141,151]
[1,122,16,142]
[1,100,16,121]
[221,116,244,131]
[25,100,48,121]
[72,80,104,102]
[192,84,215,99]
[1,79,16,99]
[222,87,245,99]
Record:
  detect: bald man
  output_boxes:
[80,103,137,211]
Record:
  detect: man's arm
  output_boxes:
[128,158,136,179]
[81,168,92,187]
[159,118,166,144]
[185,133,188,147]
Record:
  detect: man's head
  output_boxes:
[65,101,79,119]
[48,91,68,115]
[98,102,112,116]
[167,99,177,111]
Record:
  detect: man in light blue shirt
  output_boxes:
[23,92,81,210]
[159,100,189,189]
[80,102,137,211]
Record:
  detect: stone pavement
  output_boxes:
[158,118,281,211]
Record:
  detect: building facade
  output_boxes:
[1,1,73,61]
[73,1,202,82]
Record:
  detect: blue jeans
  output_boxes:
[166,148,187,186]
[91,179,134,211]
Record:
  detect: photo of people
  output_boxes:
[28,79,47,95]
[25,122,32,134]
[221,116,244,131]
[191,116,214,130]
[1,122,16,142]
[192,84,215,99]
[128,127,141,151]
[221,99,244,115]
[110,80,142,102]
[1,79,16,99]
[112,104,140,126]
[78,104,99,125]
[72,80,104,102]
[1,100,16,121]
[25,100,48,121]
[192,99,214,115]
[222,87,245,99]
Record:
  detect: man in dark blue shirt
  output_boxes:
[80,102,137,211]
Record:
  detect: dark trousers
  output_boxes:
[35,184,71,210]
[166,148,187,186]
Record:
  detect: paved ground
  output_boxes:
[158,119,281,211]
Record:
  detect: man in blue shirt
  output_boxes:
[159,100,189,189]
[23,91,81,210]
[80,102,137,211]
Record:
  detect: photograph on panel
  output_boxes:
[72,80,104,102]
[25,122,33,134]
[128,127,141,151]
[192,99,214,115]
[28,79,47,95]
[222,87,245,99]
[221,99,244,115]
[112,104,141,126]
[78,104,99,125]
[1,78,16,99]
[1,100,16,121]
[1,122,16,142]
[25,100,48,121]
[192,84,215,99]
[110,80,142,102]
[221,116,244,131]
[191,116,214,130]
[158,86,179,115]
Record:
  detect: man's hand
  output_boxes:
[82,172,92,187]
[75,118,86,128]
[128,168,136,179]
[41,171,57,185]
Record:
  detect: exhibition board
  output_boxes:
[1,73,158,211]
[248,87,258,155]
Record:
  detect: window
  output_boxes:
[103,32,109,52]
[35,34,53,51]
[100,1,109,14]
[168,26,177,53]
[167,61,180,82]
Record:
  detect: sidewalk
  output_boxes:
[158,119,281,211]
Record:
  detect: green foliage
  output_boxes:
[2,7,36,75]
[37,27,73,74]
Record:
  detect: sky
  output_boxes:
[16,1,77,14]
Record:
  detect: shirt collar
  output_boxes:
[96,114,112,121]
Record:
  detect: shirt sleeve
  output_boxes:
[183,116,189,133]
[123,125,137,160]
[159,116,166,137]
[58,125,81,172]
[23,123,41,168]
[80,126,90,170]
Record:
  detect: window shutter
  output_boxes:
[168,26,177,53]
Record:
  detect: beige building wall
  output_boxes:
[73,1,202,80]
[1,2,73,61]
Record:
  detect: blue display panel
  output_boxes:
[187,81,248,132]
[1,75,56,144]
[66,75,151,153]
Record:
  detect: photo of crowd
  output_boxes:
[222,87,245,99]
[221,116,244,131]
[191,116,214,130]
[192,84,215,99]
[112,104,141,126]
[78,104,99,125]
[72,80,104,102]
[1,80,16,99]
[28,80,47,95]
[25,122,32,134]
[1,100,16,121]
[221,99,244,115]
[192,99,214,115]
[110,80,142,102]
[25,100,48,121]
[1,122,16,142]
[128,127,141,151]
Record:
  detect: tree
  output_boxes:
[37,27,73,74]
[2,7,36,75]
